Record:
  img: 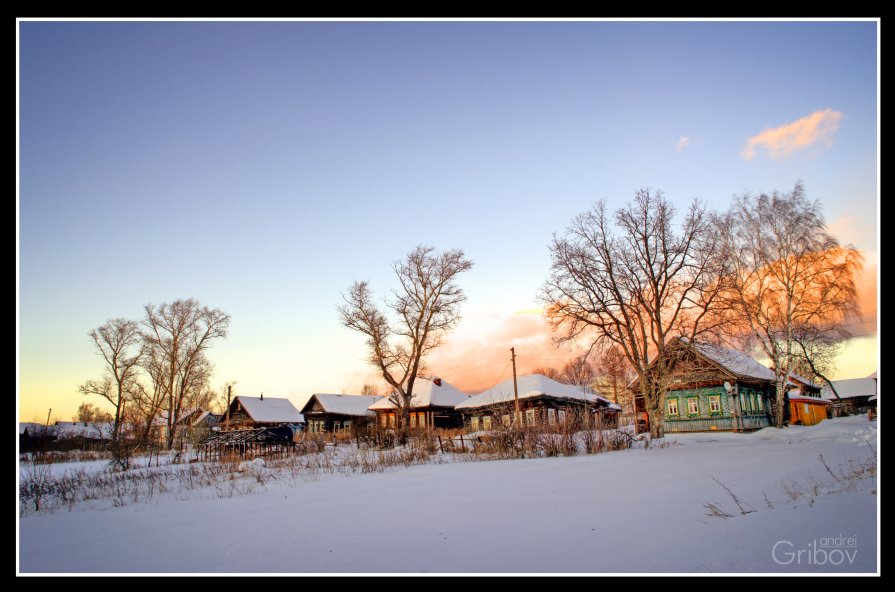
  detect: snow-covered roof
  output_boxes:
[19,422,46,435]
[303,394,382,417]
[688,341,776,382]
[191,411,221,426]
[235,396,305,424]
[821,378,877,401]
[788,394,830,404]
[52,421,114,439]
[369,378,469,410]
[456,374,610,410]
[785,371,821,390]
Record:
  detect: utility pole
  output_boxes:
[511,347,521,424]
[225,384,232,431]
[45,408,52,429]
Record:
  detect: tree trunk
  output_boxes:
[166,423,177,450]
[774,377,787,428]
[646,387,664,439]
[398,404,411,445]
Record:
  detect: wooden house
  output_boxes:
[369,377,469,430]
[456,374,620,430]
[821,375,877,415]
[633,338,777,433]
[300,394,382,434]
[221,395,305,432]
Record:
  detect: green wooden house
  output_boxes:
[634,338,777,433]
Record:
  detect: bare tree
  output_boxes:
[78,318,144,445]
[73,402,113,424]
[360,383,379,397]
[541,190,725,438]
[716,183,862,427]
[338,245,473,442]
[73,402,114,440]
[791,324,849,399]
[595,345,631,408]
[142,299,231,449]
[130,345,169,446]
[561,355,596,389]
[531,366,563,381]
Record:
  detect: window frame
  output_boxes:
[667,398,679,417]
[687,397,699,416]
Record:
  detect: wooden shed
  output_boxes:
[788,395,831,426]
[199,426,294,461]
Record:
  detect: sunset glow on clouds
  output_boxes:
[742,109,843,160]
[675,136,692,152]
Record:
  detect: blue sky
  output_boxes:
[19,20,878,420]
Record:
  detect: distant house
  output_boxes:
[369,378,469,430]
[633,338,778,433]
[52,421,114,441]
[784,372,823,397]
[222,395,305,432]
[300,394,382,434]
[456,374,620,430]
[50,421,115,450]
[156,409,222,446]
[822,375,878,415]
[19,422,53,452]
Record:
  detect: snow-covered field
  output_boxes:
[18,416,877,574]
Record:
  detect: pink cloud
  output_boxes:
[742,109,842,160]
[675,136,692,152]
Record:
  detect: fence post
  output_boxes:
[460,434,465,452]
[437,435,444,454]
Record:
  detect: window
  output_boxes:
[502,414,511,426]
[709,396,721,414]
[482,416,492,430]
[667,398,679,416]
[343,420,352,434]
[687,397,699,415]
[751,394,758,414]
[410,414,417,428]
[756,395,764,411]
[525,409,537,425]
[741,392,751,413]
[418,413,427,428]
[558,409,567,424]
[471,417,479,431]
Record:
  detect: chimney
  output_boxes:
[260,392,264,401]
[433,377,442,387]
